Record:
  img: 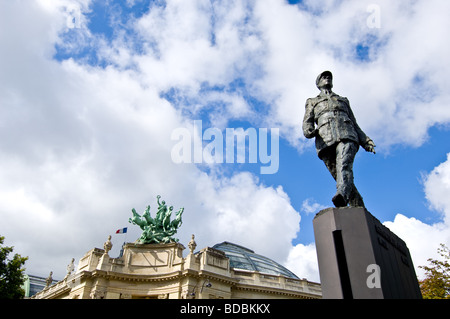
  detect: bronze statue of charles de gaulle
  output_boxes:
[302,71,376,208]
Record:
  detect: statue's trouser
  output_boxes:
[320,140,365,207]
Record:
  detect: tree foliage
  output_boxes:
[419,243,450,299]
[0,235,28,299]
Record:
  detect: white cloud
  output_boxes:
[134,0,262,91]
[0,0,300,280]
[284,243,320,283]
[46,0,450,151]
[301,198,327,215]
[423,153,450,224]
[194,172,300,262]
[250,0,450,150]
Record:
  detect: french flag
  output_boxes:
[116,227,127,234]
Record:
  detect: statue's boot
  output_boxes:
[332,192,347,207]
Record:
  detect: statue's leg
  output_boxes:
[320,146,337,181]
[320,146,346,207]
[348,185,365,208]
[334,141,358,207]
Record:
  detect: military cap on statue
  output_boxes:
[315,70,333,88]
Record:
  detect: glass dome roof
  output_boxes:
[212,242,299,279]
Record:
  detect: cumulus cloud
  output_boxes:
[0,0,300,279]
[423,153,450,223]
[193,172,300,261]
[39,0,450,150]
[284,242,320,283]
[251,0,450,150]
[301,198,327,215]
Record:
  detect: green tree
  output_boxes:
[0,235,28,299]
[419,243,450,299]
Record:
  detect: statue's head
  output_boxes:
[316,70,333,90]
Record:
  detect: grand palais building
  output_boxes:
[32,235,321,299]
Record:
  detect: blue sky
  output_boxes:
[1,0,450,282]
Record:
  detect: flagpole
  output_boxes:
[115,227,128,258]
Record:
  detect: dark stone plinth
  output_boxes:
[313,207,422,299]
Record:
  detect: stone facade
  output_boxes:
[33,242,321,299]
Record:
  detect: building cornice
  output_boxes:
[232,283,321,299]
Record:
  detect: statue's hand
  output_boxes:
[363,138,376,154]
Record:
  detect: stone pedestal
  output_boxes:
[121,242,186,274]
[313,207,422,299]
